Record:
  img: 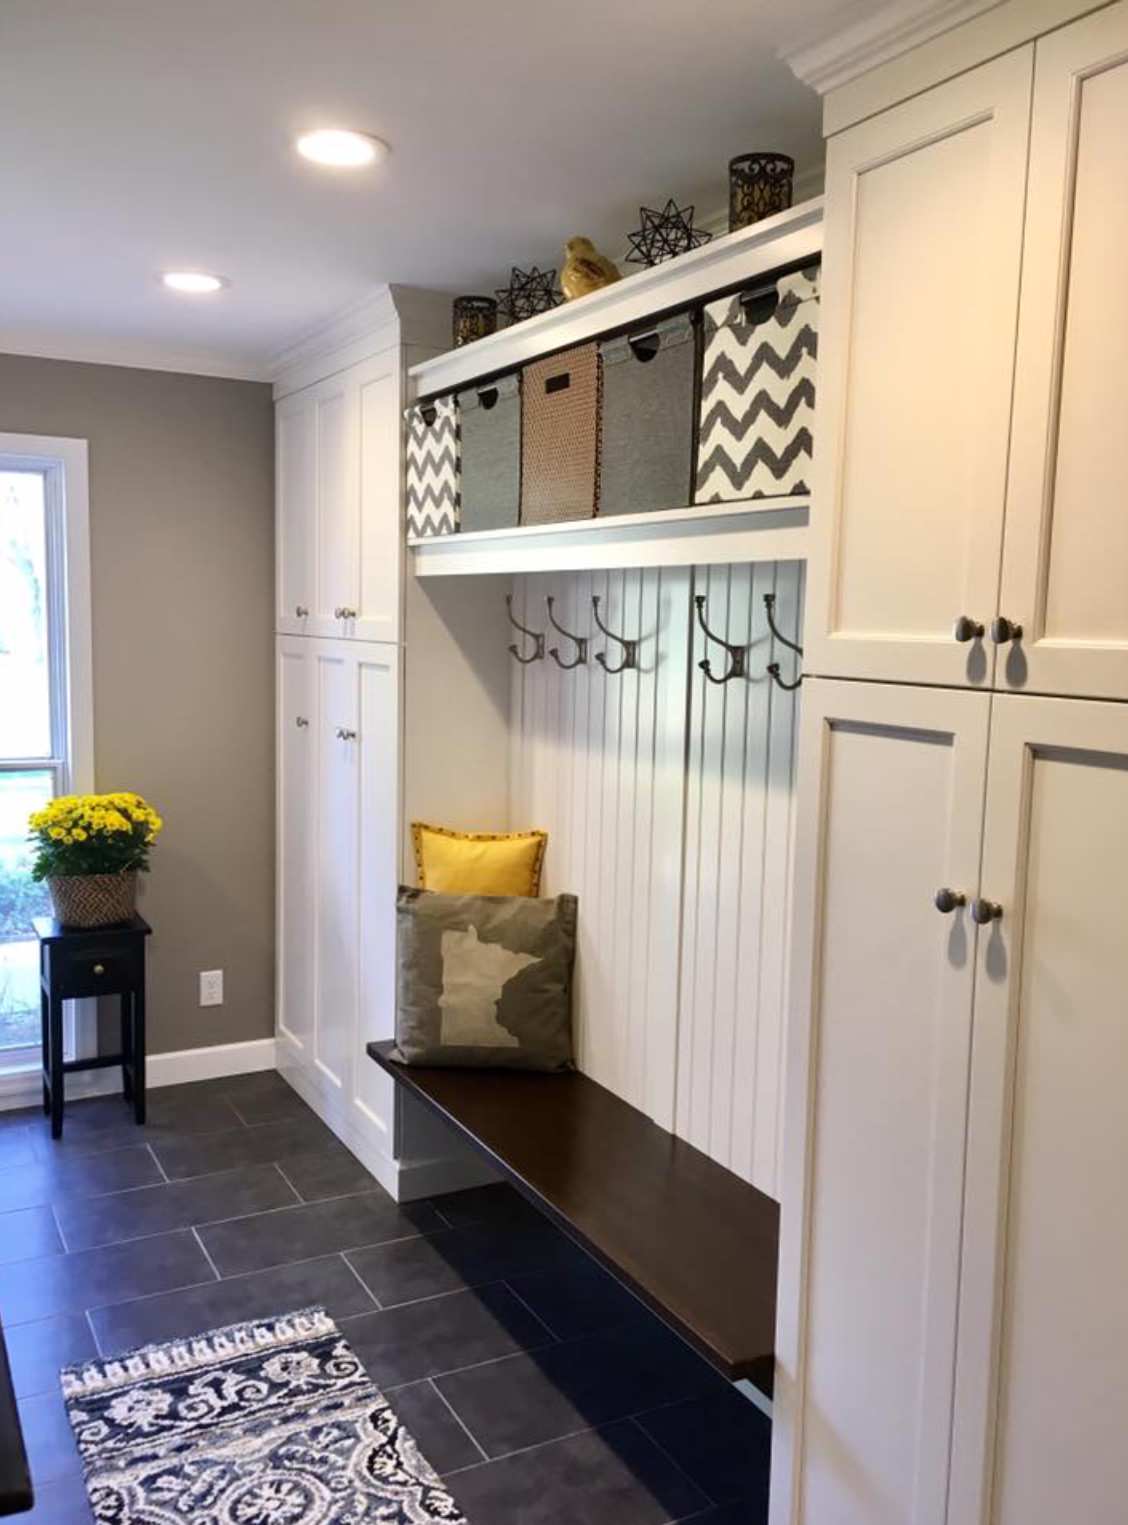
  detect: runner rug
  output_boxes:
[61,1306,468,1523]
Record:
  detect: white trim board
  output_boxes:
[0,1036,277,1112]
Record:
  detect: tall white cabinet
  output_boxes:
[272,289,469,1196]
[775,5,1128,1524]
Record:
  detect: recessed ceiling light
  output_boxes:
[162,271,227,294]
[296,128,387,169]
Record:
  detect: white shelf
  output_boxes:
[409,198,824,399]
[408,498,810,577]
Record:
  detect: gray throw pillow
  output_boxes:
[392,886,577,1070]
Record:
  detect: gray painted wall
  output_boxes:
[0,353,275,1056]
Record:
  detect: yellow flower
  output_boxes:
[72,828,87,841]
[49,827,64,840]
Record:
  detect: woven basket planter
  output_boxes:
[48,871,138,929]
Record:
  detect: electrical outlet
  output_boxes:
[199,970,224,1007]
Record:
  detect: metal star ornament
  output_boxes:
[495,266,561,324]
[626,200,713,267]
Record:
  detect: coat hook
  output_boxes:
[505,595,545,665]
[693,594,747,685]
[591,596,638,674]
[763,591,804,690]
[545,596,588,670]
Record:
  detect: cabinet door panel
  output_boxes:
[772,679,990,1525]
[350,644,401,1140]
[806,50,1032,686]
[950,695,1128,1524]
[356,357,402,643]
[999,5,1128,698]
[312,378,357,638]
[275,394,315,635]
[276,638,314,1053]
[313,644,358,1092]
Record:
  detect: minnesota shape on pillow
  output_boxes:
[393,887,576,1070]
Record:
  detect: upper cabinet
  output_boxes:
[273,286,449,643]
[805,50,1033,688]
[999,2,1128,701]
[275,354,402,643]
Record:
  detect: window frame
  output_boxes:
[0,433,94,1078]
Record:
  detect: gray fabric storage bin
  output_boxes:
[599,312,696,516]
[458,374,521,532]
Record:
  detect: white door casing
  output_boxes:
[275,637,315,1057]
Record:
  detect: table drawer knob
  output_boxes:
[92,963,105,975]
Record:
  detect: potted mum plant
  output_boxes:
[28,793,163,928]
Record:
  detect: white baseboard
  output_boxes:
[0,1036,277,1112]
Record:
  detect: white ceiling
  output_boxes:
[0,0,875,379]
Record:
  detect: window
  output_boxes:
[0,436,92,1069]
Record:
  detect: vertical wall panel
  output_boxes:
[508,562,800,1198]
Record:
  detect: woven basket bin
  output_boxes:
[520,342,601,525]
[48,871,138,929]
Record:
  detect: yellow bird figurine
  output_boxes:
[561,236,622,300]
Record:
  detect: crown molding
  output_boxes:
[268,283,451,396]
[783,0,1004,94]
[0,331,269,382]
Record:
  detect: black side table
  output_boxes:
[33,915,151,1140]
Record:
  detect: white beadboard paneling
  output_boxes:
[508,561,800,1196]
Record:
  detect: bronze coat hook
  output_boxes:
[505,595,545,665]
[591,596,638,674]
[545,596,588,669]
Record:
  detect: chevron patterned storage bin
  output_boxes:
[599,313,696,516]
[695,264,819,504]
[521,343,600,525]
[405,397,460,538]
[458,373,521,533]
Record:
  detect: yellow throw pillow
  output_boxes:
[411,822,547,897]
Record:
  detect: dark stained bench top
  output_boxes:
[369,1042,779,1395]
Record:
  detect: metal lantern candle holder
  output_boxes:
[452,296,499,348]
[728,153,795,231]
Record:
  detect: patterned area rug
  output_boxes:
[61,1306,469,1523]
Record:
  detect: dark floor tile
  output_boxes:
[17,1390,81,1486]
[54,1164,298,1251]
[5,1314,97,1400]
[636,1390,771,1513]
[22,1472,93,1524]
[199,1191,442,1277]
[347,1217,585,1308]
[223,1074,314,1126]
[385,1380,483,1475]
[0,1119,37,1171]
[0,1146,162,1214]
[28,1089,243,1161]
[341,1284,552,1388]
[507,1260,647,1340]
[151,1115,338,1180]
[0,1206,62,1265]
[277,1142,382,1203]
[0,1230,213,1326]
[89,1253,375,1356]
[435,1318,723,1458]
[431,1182,545,1234]
[446,1421,709,1525]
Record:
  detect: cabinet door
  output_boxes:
[772,679,990,1525]
[275,391,316,636]
[353,353,403,644]
[805,50,1032,687]
[310,373,358,640]
[312,640,359,1095]
[949,694,1128,1525]
[276,637,315,1057]
[998,5,1128,700]
[349,642,402,1143]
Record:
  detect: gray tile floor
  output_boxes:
[0,1071,770,1524]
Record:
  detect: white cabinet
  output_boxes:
[275,634,401,1167]
[275,352,403,644]
[773,678,990,1525]
[998,3,1128,701]
[949,693,1128,1525]
[805,50,1032,687]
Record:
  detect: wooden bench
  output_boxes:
[369,1042,779,1396]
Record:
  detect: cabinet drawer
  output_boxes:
[49,944,141,999]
